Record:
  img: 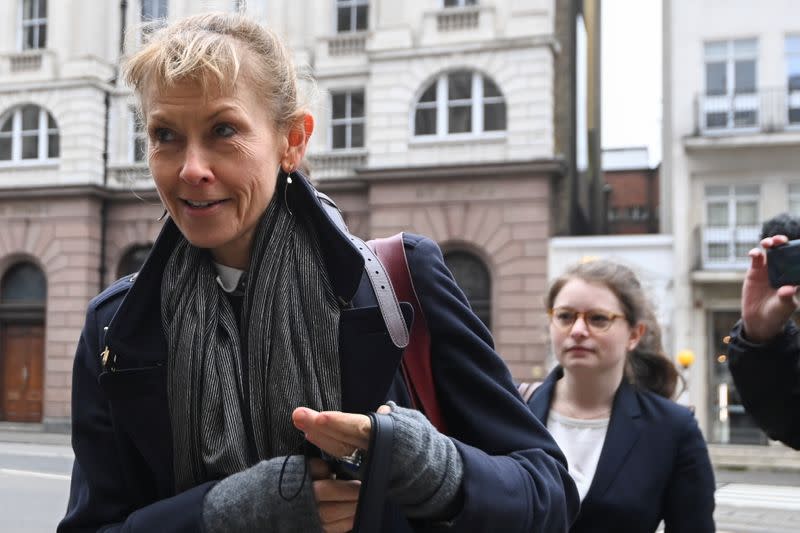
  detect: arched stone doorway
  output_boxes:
[0,262,46,422]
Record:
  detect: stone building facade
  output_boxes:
[0,0,588,429]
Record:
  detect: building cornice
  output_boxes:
[367,35,560,62]
[353,158,566,182]
[0,78,128,96]
[0,185,159,201]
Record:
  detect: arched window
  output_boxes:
[0,262,46,303]
[414,70,506,137]
[117,245,151,278]
[443,250,491,330]
[0,105,59,163]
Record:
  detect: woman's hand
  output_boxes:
[309,458,360,533]
[291,405,390,459]
[742,235,799,343]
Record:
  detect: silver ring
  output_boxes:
[339,448,365,468]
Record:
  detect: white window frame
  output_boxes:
[129,107,147,163]
[412,71,506,140]
[702,38,759,132]
[329,89,365,151]
[335,0,368,34]
[702,185,760,268]
[18,0,47,51]
[0,105,59,167]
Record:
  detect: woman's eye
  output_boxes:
[588,314,611,327]
[214,124,236,137]
[556,311,576,323]
[153,128,175,143]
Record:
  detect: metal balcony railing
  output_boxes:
[695,87,800,135]
[699,225,761,270]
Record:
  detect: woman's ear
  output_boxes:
[282,114,314,171]
[628,322,646,352]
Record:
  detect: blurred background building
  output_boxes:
[0,0,601,430]
[662,0,800,464]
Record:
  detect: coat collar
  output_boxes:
[104,172,364,365]
[528,366,644,502]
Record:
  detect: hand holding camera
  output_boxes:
[741,235,800,343]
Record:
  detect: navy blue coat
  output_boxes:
[527,368,715,533]
[728,319,800,450]
[59,176,579,532]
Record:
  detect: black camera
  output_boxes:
[766,238,800,287]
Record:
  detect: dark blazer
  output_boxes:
[59,175,579,532]
[527,367,715,533]
[728,319,800,449]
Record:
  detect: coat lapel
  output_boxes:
[584,378,643,501]
[527,368,561,423]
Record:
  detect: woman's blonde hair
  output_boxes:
[123,12,308,133]
[546,259,680,398]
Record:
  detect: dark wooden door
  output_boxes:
[1,324,44,422]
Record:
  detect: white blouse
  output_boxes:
[546,410,609,501]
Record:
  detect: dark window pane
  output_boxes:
[355,5,367,30]
[1,263,46,303]
[707,243,728,259]
[414,108,436,135]
[483,77,501,98]
[465,0,478,5]
[419,84,437,103]
[0,138,11,160]
[117,246,151,278]
[790,107,800,124]
[38,25,46,48]
[25,28,35,50]
[735,60,756,93]
[734,110,757,127]
[706,112,727,129]
[332,124,346,148]
[22,107,39,130]
[484,102,506,131]
[47,113,56,129]
[789,72,800,91]
[706,62,726,95]
[444,0,458,5]
[48,133,59,158]
[337,7,351,32]
[351,91,364,118]
[135,137,147,161]
[332,93,347,119]
[351,123,364,147]
[443,251,491,331]
[448,72,472,100]
[24,0,34,19]
[1,117,12,132]
[448,105,471,133]
[39,0,46,18]
[22,135,38,159]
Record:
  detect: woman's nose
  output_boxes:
[179,145,214,185]
[570,316,590,337]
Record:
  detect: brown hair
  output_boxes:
[546,259,680,398]
[123,12,310,133]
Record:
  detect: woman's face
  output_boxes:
[549,278,642,376]
[143,77,302,269]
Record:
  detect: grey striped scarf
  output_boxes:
[161,197,341,492]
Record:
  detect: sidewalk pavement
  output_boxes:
[0,423,70,446]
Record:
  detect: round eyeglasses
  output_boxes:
[548,307,627,333]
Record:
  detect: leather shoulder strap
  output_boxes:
[317,193,409,349]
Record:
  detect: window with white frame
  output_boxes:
[703,185,760,265]
[336,0,367,33]
[414,71,506,138]
[703,39,758,130]
[141,0,167,21]
[20,0,47,50]
[130,107,147,163]
[330,90,365,150]
[787,36,800,125]
[443,0,478,6]
[0,105,59,164]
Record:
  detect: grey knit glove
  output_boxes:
[384,402,464,519]
[203,455,321,533]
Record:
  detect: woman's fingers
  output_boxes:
[761,234,789,248]
[292,407,372,455]
[314,479,360,533]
